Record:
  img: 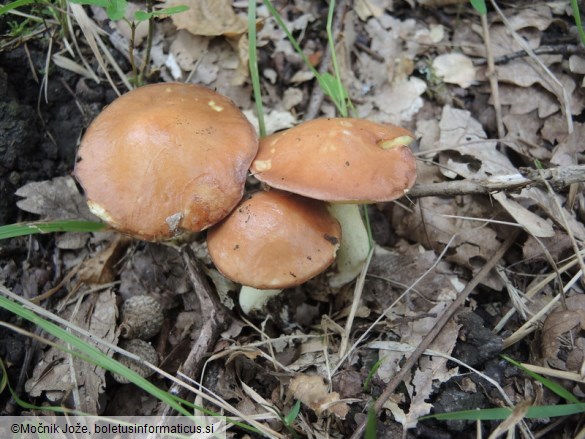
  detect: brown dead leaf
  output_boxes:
[16,176,97,221]
[432,53,476,89]
[366,242,457,313]
[368,319,460,428]
[512,187,585,241]
[541,113,571,145]
[118,244,190,302]
[551,122,585,166]
[405,319,460,428]
[492,192,555,238]
[542,295,585,370]
[169,31,210,72]
[503,3,553,31]
[392,196,504,289]
[522,231,574,262]
[164,0,246,37]
[503,113,551,161]
[354,0,386,20]
[288,374,350,419]
[370,77,426,125]
[497,84,558,118]
[437,106,514,179]
[25,290,118,413]
[78,236,130,285]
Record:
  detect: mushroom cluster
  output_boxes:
[75,84,416,316]
[249,118,417,288]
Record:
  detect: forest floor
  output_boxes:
[2,0,585,438]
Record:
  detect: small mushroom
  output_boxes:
[74,83,258,241]
[207,190,341,314]
[119,295,163,340]
[250,118,416,287]
[112,339,159,384]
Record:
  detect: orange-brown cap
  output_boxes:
[207,190,341,289]
[250,118,417,203]
[74,83,258,241]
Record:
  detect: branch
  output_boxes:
[349,231,520,439]
[406,165,585,199]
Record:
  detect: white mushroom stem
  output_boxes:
[327,203,371,288]
[239,286,282,315]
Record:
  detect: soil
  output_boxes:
[1,2,584,438]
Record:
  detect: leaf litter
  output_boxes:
[5,0,585,437]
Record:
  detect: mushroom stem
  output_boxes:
[327,203,371,288]
[239,286,282,315]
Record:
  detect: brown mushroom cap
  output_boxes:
[207,190,342,289]
[74,83,258,241]
[250,118,417,203]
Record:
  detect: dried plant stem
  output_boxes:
[158,245,230,414]
[406,165,585,198]
[350,230,520,439]
[538,167,585,283]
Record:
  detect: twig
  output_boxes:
[349,230,520,439]
[158,245,230,415]
[473,44,585,66]
[304,0,348,120]
[406,165,585,198]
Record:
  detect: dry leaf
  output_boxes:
[512,187,585,241]
[497,84,558,118]
[437,106,515,179]
[369,318,460,428]
[551,122,585,166]
[432,53,476,88]
[491,192,555,238]
[16,176,96,221]
[288,374,349,419]
[503,113,551,161]
[542,295,585,370]
[522,231,573,262]
[78,236,130,285]
[243,109,296,135]
[165,0,246,37]
[371,77,426,124]
[354,0,386,20]
[169,31,210,72]
[25,290,118,413]
[504,3,553,31]
[366,242,457,313]
[392,196,504,289]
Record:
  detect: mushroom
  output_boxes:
[250,118,416,287]
[207,190,342,314]
[74,83,258,241]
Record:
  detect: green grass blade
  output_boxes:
[0,294,191,416]
[502,355,580,404]
[365,405,377,439]
[0,0,37,15]
[283,400,301,426]
[571,0,585,47]
[0,220,106,240]
[325,0,347,117]
[248,0,266,137]
[469,0,487,15]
